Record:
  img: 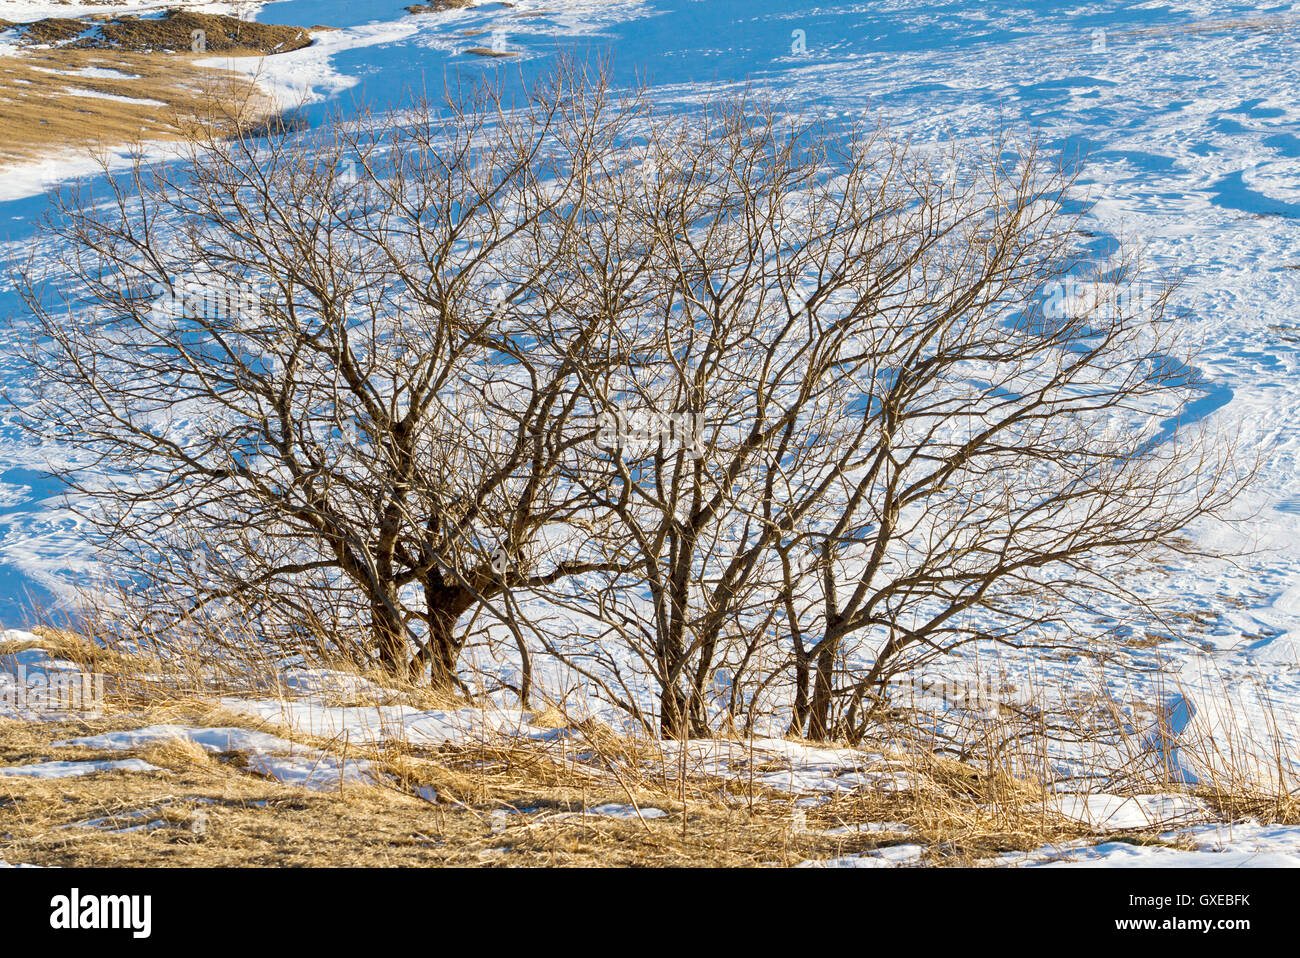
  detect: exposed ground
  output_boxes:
[2,11,312,55]
[406,1,482,13]
[0,11,313,168]
[0,48,277,166]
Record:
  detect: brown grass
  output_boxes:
[96,13,311,56]
[0,700,1100,867]
[0,47,279,167]
[0,636,1133,869]
[5,623,1291,867]
[22,18,87,46]
[7,11,312,56]
[0,627,1100,867]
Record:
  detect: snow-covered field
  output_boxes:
[3,0,1300,867]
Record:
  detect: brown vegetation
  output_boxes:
[0,48,276,166]
[5,10,312,56]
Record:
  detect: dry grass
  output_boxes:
[5,621,1296,867]
[0,47,280,167]
[0,628,1101,867]
[0,701,1099,867]
[0,652,1129,868]
[0,8,317,168]
[6,11,312,56]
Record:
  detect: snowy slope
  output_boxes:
[3,1,1300,854]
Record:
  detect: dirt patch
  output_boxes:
[21,18,87,47]
[5,10,312,56]
[407,1,485,13]
[466,47,521,58]
[97,11,313,55]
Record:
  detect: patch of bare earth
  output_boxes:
[406,1,483,14]
[0,11,314,169]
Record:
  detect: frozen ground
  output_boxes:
[3,1,1300,864]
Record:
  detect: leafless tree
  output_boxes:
[520,97,1251,739]
[12,62,642,696]
[12,65,1250,739]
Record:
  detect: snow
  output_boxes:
[217,695,546,747]
[242,751,375,789]
[55,66,143,81]
[276,668,379,695]
[1048,793,1211,831]
[0,758,159,777]
[648,737,914,795]
[55,86,166,106]
[54,723,301,753]
[800,844,927,868]
[1004,822,1300,868]
[803,820,1300,868]
[585,803,668,819]
[195,20,421,111]
[1,645,100,719]
[0,2,266,23]
[54,722,380,790]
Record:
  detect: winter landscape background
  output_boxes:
[2,0,1300,868]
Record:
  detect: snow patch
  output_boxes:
[0,758,159,778]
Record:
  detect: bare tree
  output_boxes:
[12,66,1249,739]
[521,97,1250,739]
[12,62,641,695]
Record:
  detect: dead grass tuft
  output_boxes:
[137,737,216,771]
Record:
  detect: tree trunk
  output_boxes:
[660,683,709,739]
[808,645,836,740]
[371,599,410,678]
[789,644,811,737]
[426,620,460,692]
[422,585,474,692]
